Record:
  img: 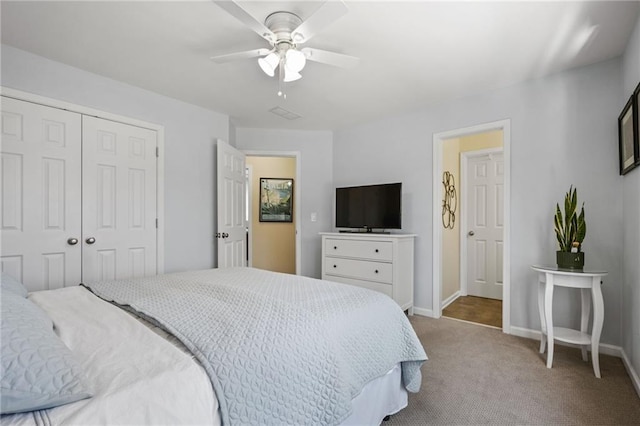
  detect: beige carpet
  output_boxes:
[387,316,640,425]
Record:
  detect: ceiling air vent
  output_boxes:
[269,106,301,120]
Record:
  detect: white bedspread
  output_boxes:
[1,286,219,426]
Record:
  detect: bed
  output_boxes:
[1,267,427,425]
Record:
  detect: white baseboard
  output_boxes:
[412,306,434,318]
[441,291,460,310]
[508,326,540,340]
[509,326,622,358]
[621,349,640,398]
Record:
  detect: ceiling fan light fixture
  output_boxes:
[283,66,302,82]
[285,49,306,73]
[258,52,279,77]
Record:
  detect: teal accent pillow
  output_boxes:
[0,272,28,298]
[0,289,92,414]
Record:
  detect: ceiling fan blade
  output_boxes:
[301,48,359,69]
[210,48,270,64]
[213,1,275,43]
[291,0,348,44]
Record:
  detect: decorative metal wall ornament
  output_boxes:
[442,171,457,229]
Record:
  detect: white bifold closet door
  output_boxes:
[1,97,82,291]
[82,116,157,283]
[0,97,158,292]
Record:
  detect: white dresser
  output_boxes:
[320,232,416,314]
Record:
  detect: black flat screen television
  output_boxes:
[335,183,402,231]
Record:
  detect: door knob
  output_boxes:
[67,238,78,245]
[468,231,475,236]
[86,237,96,244]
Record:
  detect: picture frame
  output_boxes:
[618,91,638,175]
[259,178,293,222]
[635,82,640,166]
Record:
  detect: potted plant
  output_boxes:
[554,185,586,270]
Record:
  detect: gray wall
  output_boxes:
[621,13,640,385]
[1,45,230,273]
[235,128,333,278]
[334,58,624,345]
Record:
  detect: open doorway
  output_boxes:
[432,120,511,332]
[245,152,300,275]
[441,132,504,328]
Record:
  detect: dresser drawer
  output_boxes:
[325,238,393,261]
[323,275,393,298]
[324,257,393,284]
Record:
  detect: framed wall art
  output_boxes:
[259,178,293,222]
[618,92,638,175]
[635,82,640,167]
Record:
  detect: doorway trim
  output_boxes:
[432,119,511,333]
[460,147,504,298]
[244,150,301,275]
[246,164,254,267]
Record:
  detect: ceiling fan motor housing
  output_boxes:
[264,11,304,47]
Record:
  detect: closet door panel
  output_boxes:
[82,116,157,283]
[0,97,82,291]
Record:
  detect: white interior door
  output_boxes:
[82,116,157,282]
[0,97,82,291]
[465,150,504,300]
[216,140,246,268]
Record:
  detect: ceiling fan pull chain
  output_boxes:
[278,57,286,98]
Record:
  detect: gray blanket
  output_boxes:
[83,267,427,425]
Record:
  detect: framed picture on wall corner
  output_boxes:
[618,92,638,175]
[259,178,293,222]
[634,82,640,166]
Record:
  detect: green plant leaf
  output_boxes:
[564,192,571,229]
[554,204,567,251]
[576,204,586,245]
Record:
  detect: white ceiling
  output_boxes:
[1,1,638,130]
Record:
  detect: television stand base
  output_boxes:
[338,229,391,234]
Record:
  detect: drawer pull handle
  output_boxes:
[334,246,337,250]
[333,264,337,268]
[374,269,379,274]
[375,249,379,253]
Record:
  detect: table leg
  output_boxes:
[580,288,591,362]
[538,276,547,354]
[544,273,555,369]
[591,277,604,378]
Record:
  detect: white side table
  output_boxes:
[531,265,607,378]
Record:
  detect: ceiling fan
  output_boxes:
[211,0,359,97]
